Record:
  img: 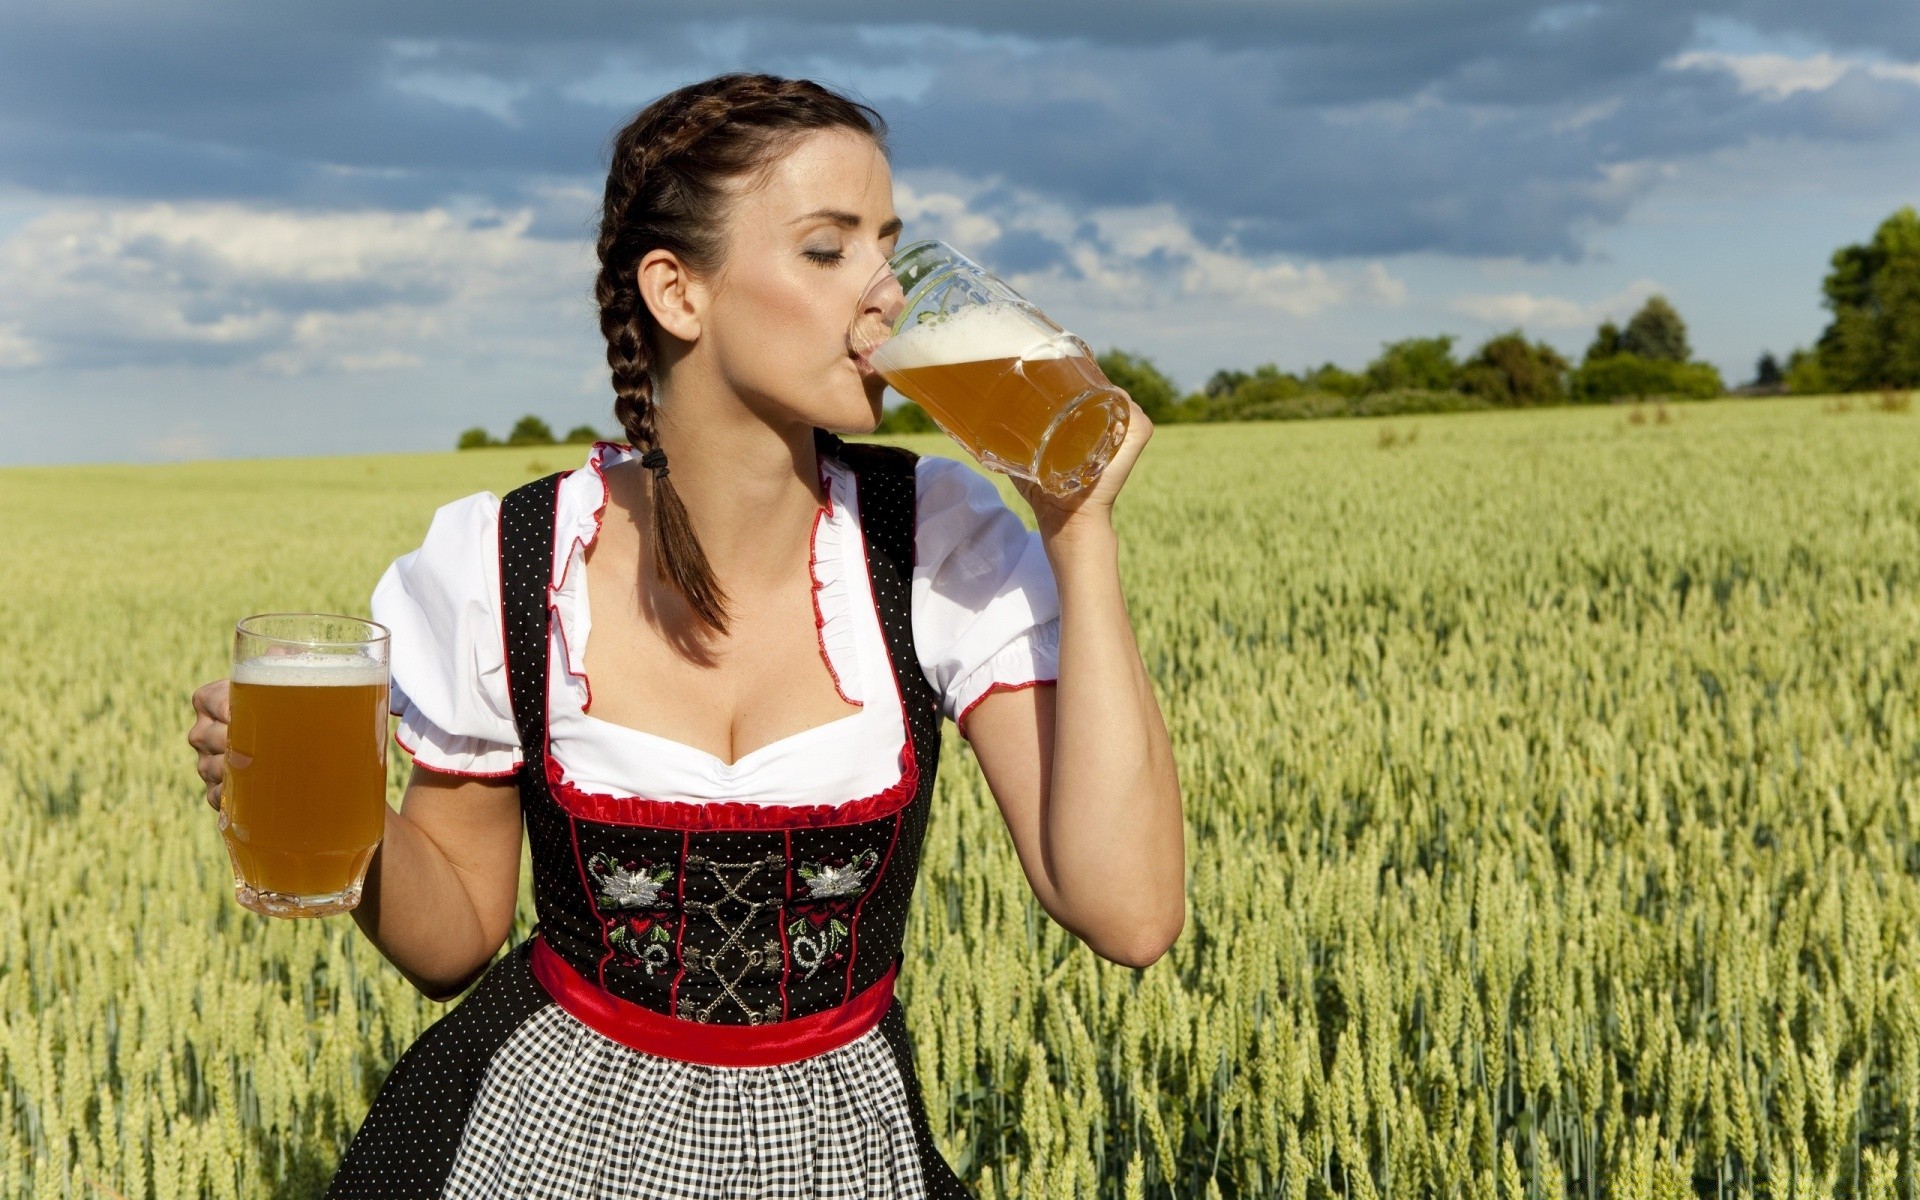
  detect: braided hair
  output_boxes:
[595,73,888,636]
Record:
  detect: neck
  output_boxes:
[645,387,828,593]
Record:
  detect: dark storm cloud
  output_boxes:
[1,1,1917,261]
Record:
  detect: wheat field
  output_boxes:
[3,397,1919,1198]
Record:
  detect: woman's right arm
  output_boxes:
[189,680,524,1002]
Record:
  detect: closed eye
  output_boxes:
[804,249,844,266]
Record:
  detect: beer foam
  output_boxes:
[870,302,1078,372]
[233,652,388,688]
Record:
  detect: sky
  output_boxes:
[1,1,1917,465]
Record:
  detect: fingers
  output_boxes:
[188,679,231,812]
[192,678,231,725]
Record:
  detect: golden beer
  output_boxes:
[881,353,1123,490]
[854,244,1129,496]
[224,615,389,917]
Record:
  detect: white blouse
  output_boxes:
[369,441,1060,804]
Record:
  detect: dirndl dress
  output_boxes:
[323,430,1062,1198]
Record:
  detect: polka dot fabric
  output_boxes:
[325,429,967,1198]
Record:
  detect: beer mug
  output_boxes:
[223,613,390,917]
[849,240,1130,497]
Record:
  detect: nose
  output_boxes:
[848,258,907,359]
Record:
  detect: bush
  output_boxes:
[875,401,938,434]
[506,415,555,446]
[1784,348,1830,395]
[1095,349,1183,423]
[1197,365,1305,421]
[1457,332,1569,408]
[563,425,603,444]
[456,427,498,450]
[1201,388,1491,422]
[1365,336,1458,393]
[1302,363,1367,398]
[1571,354,1722,402]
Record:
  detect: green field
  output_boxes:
[4,397,1920,1199]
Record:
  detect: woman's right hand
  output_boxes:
[188,679,232,812]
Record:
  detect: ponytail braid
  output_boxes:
[592,73,887,637]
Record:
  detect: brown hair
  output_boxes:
[595,73,889,637]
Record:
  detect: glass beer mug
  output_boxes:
[222,613,390,917]
[848,240,1130,497]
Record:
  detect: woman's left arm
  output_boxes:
[965,399,1185,967]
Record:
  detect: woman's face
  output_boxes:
[698,128,902,434]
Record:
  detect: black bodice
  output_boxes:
[496,430,945,1025]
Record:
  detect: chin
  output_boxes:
[808,376,887,435]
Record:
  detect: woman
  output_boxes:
[187,72,1183,1197]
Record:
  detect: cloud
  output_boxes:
[0,323,40,368]
[1670,49,1920,98]
[1447,279,1663,330]
[896,178,1407,317]
[0,201,594,373]
[1,4,1917,265]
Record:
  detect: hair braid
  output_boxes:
[592,73,888,637]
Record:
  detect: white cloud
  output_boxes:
[0,323,41,368]
[1670,50,1920,99]
[896,179,1405,318]
[1447,279,1663,330]
[894,182,1004,249]
[0,201,592,374]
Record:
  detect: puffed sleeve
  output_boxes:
[368,492,524,777]
[912,455,1061,737]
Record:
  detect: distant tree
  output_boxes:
[1570,354,1722,402]
[1203,368,1250,399]
[456,426,498,450]
[1364,335,1457,393]
[1619,295,1690,363]
[1752,352,1783,388]
[506,415,556,446]
[1201,364,1303,421]
[1302,362,1366,398]
[564,424,602,444]
[1584,320,1623,365]
[875,401,937,434]
[1096,349,1182,423]
[1813,205,1920,391]
[1784,347,1830,395]
[1456,331,1570,407]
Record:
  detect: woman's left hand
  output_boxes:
[1008,395,1153,543]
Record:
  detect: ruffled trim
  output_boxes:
[544,736,917,830]
[548,442,623,710]
[950,615,1062,737]
[393,695,522,778]
[810,457,865,705]
[956,680,1058,738]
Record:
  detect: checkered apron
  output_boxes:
[326,431,969,1199]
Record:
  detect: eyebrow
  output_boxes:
[793,208,904,239]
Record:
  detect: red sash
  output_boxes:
[529,936,897,1068]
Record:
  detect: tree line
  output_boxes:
[879,292,1725,433]
[881,205,1917,433]
[456,416,604,449]
[463,206,1920,446]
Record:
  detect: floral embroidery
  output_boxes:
[787,849,879,980]
[587,852,676,976]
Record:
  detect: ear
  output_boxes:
[637,249,704,344]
